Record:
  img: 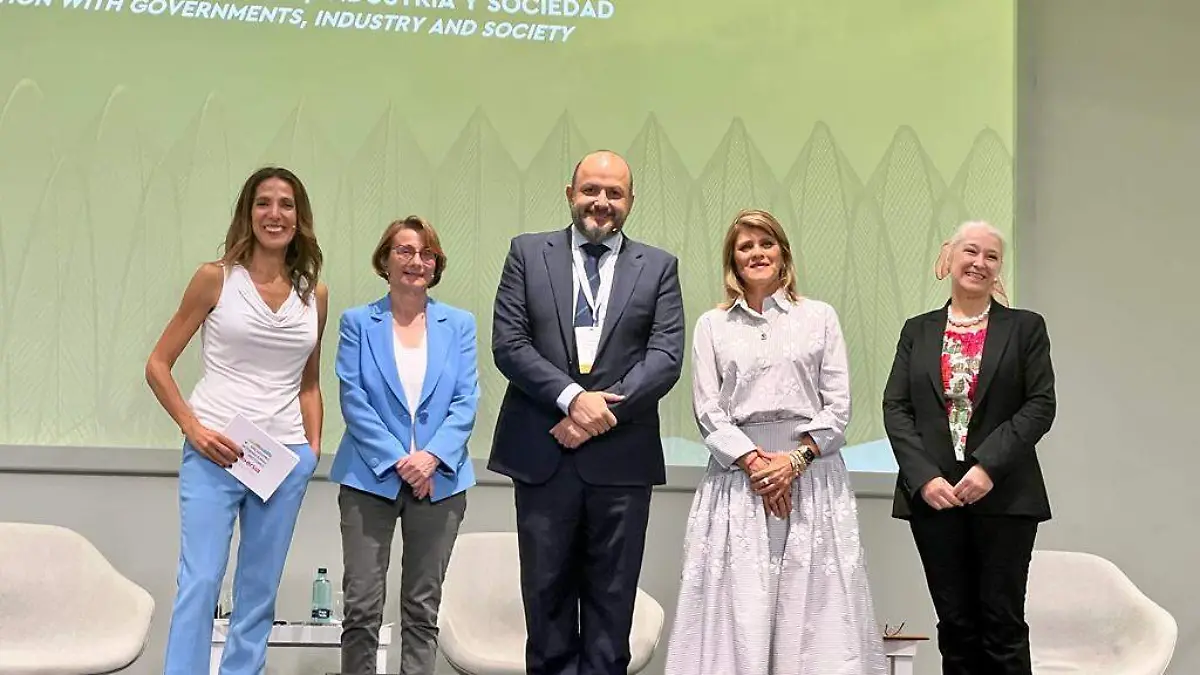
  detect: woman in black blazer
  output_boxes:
[882,221,1056,675]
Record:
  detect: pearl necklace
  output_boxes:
[948,303,990,328]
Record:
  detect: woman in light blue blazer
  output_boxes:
[329,215,479,675]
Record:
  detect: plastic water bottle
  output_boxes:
[311,568,332,624]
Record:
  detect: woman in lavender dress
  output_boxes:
[665,209,886,675]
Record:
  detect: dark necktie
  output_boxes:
[573,242,608,327]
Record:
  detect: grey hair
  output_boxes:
[948,220,1006,257]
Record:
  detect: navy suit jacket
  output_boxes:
[487,227,685,486]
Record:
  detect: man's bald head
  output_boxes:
[566,150,635,243]
[570,150,634,195]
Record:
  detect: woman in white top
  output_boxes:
[145,166,329,675]
[665,209,886,675]
[328,216,479,675]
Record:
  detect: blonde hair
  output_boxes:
[718,209,800,309]
[934,220,1009,305]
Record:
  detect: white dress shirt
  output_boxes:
[556,226,624,413]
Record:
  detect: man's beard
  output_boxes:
[570,204,624,243]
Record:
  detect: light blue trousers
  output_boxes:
[163,441,317,675]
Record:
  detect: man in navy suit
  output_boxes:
[489,150,685,675]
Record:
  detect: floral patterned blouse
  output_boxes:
[942,328,987,461]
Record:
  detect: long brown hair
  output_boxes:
[719,209,800,308]
[221,166,322,302]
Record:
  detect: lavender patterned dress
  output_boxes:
[664,290,887,675]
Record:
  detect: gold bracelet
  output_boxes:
[789,449,808,478]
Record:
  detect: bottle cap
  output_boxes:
[317,567,327,574]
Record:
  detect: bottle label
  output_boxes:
[312,608,331,621]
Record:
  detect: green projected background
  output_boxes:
[0,1,1014,469]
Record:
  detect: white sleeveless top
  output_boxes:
[188,264,318,444]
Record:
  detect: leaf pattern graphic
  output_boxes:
[932,128,1015,307]
[0,80,56,295]
[261,99,344,294]
[262,101,344,274]
[522,110,589,236]
[434,108,520,456]
[685,119,777,320]
[0,79,57,438]
[44,156,96,446]
[778,122,862,309]
[164,93,237,263]
[5,163,61,443]
[841,195,902,446]
[137,93,235,443]
[81,86,154,445]
[694,118,780,235]
[337,104,392,307]
[624,114,695,440]
[867,126,947,319]
[686,118,779,309]
[137,162,193,445]
[668,186,712,445]
[265,101,340,181]
[624,114,691,257]
[0,83,1014,460]
[952,129,1013,231]
[392,117,435,223]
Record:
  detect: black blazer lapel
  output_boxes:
[922,312,948,409]
[918,310,960,472]
[596,238,644,358]
[543,227,576,359]
[972,302,1013,406]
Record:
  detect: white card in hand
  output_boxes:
[575,326,601,374]
[221,414,300,502]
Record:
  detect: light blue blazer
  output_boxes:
[329,296,479,502]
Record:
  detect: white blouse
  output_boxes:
[691,288,852,469]
[393,330,427,452]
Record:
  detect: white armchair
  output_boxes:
[0,522,155,675]
[1027,549,1176,675]
[437,532,664,675]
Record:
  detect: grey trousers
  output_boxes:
[338,483,467,675]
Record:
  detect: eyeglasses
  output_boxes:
[391,245,438,264]
[883,622,906,637]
